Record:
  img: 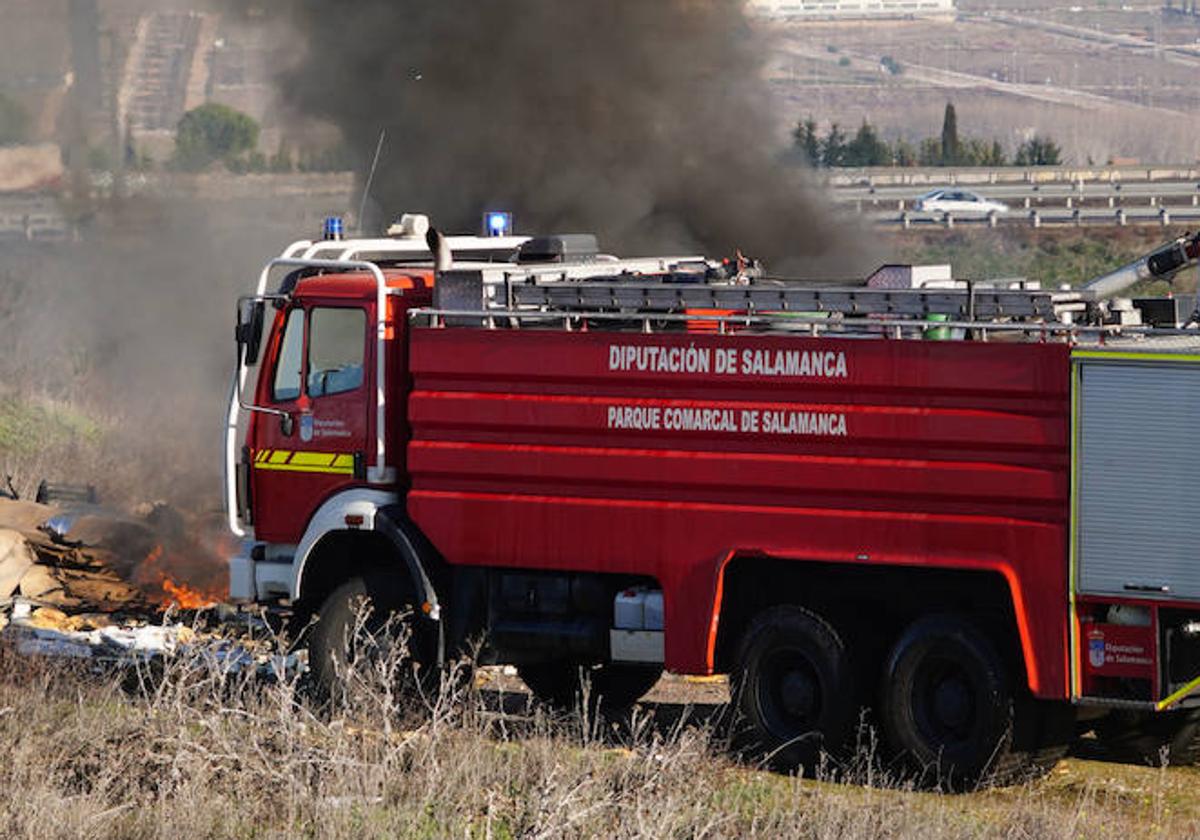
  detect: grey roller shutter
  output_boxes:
[1077,359,1200,599]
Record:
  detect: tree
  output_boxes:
[940,102,959,166]
[893,139,918,167]
[958,137,1007,166]
[1015,135,1062,166]
[846,119,891,167]
[793,117,821,167]
[174,103,260,171]
[0,94,29,147]
[989,139,1007,166]
[917,137,943,167]
[821,123,847,168]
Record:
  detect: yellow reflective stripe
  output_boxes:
[255,450,271,463]
[1072,350,1200,364]
[290,451,338,468]
[256,461,354,475]
[1069,360,1082,699]
[1157,674,1200,711]
[253,450,355,475]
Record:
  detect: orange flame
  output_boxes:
[161,576,218,610]
[137,544,222,611]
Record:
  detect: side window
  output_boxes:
[308,308,365,398]
[272,308,305,402]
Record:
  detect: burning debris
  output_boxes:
[22,493,229,611]
[0,493,296,676]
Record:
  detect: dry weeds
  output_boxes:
[0,629,1195,840]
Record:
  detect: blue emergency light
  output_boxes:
[322,216,345,241]
[484,211,513,238]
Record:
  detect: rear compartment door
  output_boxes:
[1075,352,1200,599]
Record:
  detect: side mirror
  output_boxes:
[236,299,266,366]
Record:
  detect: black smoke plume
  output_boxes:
[275,0,870,272]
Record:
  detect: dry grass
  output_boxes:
[0,631,1197,840]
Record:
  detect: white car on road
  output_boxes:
[913,189,1009,217]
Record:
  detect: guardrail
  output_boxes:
[873,205,1200,229]
[826,164,1200,189]
[0,195,72,243]
[838,182,1200,209]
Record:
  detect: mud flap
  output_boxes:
[373,506,445,667]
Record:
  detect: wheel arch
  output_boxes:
[293,490,444,621]
[710,554,1037,694]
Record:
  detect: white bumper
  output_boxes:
[228,540,257,602]
[227,540,295,602]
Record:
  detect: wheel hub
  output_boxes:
[779,668,818,719]
[932,675,971,732]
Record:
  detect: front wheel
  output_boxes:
[306,575,437,703]
[517,662,663,714]
[732,605,855,772]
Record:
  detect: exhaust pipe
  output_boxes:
[425,227,453,272]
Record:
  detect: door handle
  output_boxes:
[1124,583,1170,594]
[280,413,294,437]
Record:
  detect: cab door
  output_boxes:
[250,303,372,544]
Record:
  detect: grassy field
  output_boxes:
[1,639,1198,840]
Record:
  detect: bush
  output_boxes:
[173,103,260,172]
[1015,135,1063,166]
[297,143,356,173]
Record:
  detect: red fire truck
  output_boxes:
[225,216,1200,782]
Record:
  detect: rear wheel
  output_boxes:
[880,615,1021,787]
[1095,708,1200,766]
[732,605,855,772]
[517,662,663,713]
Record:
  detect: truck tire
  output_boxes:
[1094,708,1200,766]
[517,662,663,714]
[880,614,1021,787]
[307,575,433,703]
[731,605,855,772]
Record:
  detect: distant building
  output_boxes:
[747,0,954,19]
